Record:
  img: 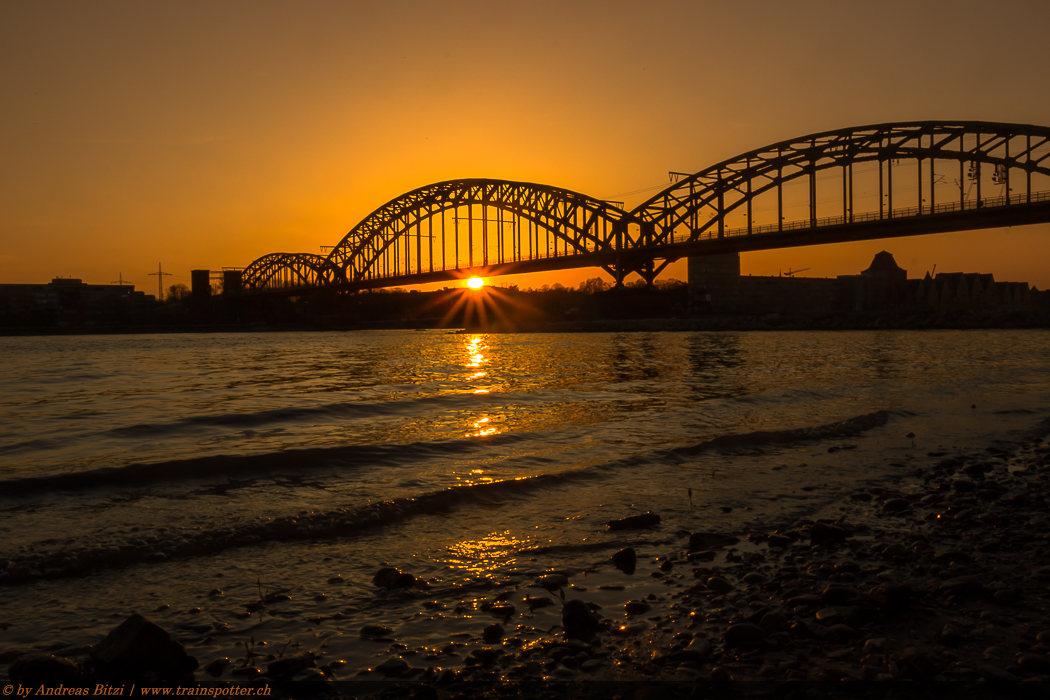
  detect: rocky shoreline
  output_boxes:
[402,417,1050,686]
[7,419,1050,691]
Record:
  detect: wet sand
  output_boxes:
[7,419,1050,688]
[326,418,1050,685]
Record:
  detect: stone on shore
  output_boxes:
[612,547,637,573]
[882,498,910,512]
[203,657,231,677]
[939,575,987,597]
[372,567,416,589]
[682,637,713,663]
[809,522,848,545]
[724,623,764,648]
[562,599,601,639]
[482,623,504,642]
[87,614,198,683]
[267,653,315,680]
[705,576,734,595]
[376,656,409,676]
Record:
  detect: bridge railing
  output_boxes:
[255,188,1050,289]
[666,189,1050,245]
[346,189,1050,284]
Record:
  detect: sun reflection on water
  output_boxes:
[466,336,487,368]
[469,415,498,438]
[445,530,523,575]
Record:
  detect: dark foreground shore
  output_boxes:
[7,419,1050,693]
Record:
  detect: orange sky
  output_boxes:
[3,0,1050,292]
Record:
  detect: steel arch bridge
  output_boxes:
[241,253,338,289]
[240,121,1050,292]
[325,179,646,284]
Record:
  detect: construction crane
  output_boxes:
[783,267,811,277]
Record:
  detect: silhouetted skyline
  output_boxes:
[2,0,1049,289]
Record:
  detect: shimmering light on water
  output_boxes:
[1,329,1049,676]
[446,530,522,575]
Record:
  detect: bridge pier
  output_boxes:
[688,252,740,313]
[637,260,658,288]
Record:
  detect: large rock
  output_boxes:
[372,567,415,589]
[758,609,789,634]
[882,498,911,513]
[87,614,198,683]
[682,637,713,663]
[868,582,911,613]
[939,575,987,597]
[724,623,764,649]
[611,547,637,574]
[810,522,848,545]
[705,576,734,595]
[375,657,409,676]
[820,585,858,605]
[897,647,937,680]
[562,599,601,640]
[267,653,315,680]
[1017,653,1050,674]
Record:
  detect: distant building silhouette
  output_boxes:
[0,278,155,326]
[689,252,1044,315]
[908,271,1031,310]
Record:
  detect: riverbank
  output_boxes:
[4,307,1050,336]
[7,416,1050,688]
[329,417,1050,685]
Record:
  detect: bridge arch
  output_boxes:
[241,253,338,291]
[238,122,1050,294]
[633,121,1050,255]
[323,179,645,284]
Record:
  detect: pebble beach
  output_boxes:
[8,416,1050,689]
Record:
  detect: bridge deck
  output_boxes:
[243,195,1050,294]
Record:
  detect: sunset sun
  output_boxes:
[467,277,485,289]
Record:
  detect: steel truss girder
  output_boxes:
[632,121,1050,245]
[322,179,644,284]
[241,253,337,291]
[239,121,1050,294]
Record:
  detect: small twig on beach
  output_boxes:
[256,578,268,604]
[238,636,257,668]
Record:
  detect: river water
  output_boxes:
[1,329,1049,678]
